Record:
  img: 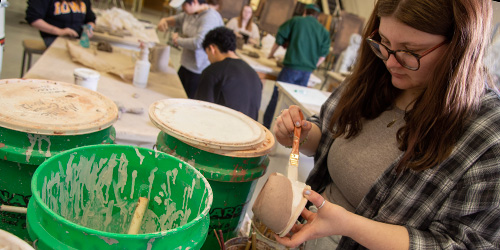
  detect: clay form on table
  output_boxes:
[252,172,311,237]
[252,112,309,237]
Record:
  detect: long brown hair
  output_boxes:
[330,0,492,172]
[237,5,254,32]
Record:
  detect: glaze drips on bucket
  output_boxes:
[40,152,204,234]
[29,145,212,249]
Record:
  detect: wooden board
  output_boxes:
[258,0,297,35]
[218,0,248,20]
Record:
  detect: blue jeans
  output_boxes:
[263,67,311,128]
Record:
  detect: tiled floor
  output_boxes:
[2,1,316,237]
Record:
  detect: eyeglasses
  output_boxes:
[366,29,446,71]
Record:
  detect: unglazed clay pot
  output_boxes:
[252,172,311,237]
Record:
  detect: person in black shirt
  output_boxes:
[26,0,96,47]
[195,27,262,121]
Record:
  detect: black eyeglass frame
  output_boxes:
[366,29,447,71]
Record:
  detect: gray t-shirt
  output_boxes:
[174,8,223,74]
[325,108,404,212]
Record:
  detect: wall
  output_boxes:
[493,1,500,40]
[341,0,374,25]
[343,0,500,39]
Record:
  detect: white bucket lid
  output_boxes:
[0,79,118,135]
[149,99,267,151]
[74,68,100,80]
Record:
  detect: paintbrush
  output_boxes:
[218,230,225,250]
[287,112,304,181]
[251,232,256,250]
[128,184,149,234]
[252,112,311,237]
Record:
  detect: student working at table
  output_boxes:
[195,27,262,121]
[263,4,330,129]
[157,0,223,99]
[272,0,500,249]
[225,5,260,46]
[25,0,96,47]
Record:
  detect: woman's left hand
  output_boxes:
[172,32,179,46]
[273,189,349,248]
[86,25,94,38]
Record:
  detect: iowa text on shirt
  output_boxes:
[53,1,87,15]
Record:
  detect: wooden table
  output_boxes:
[92,30,158,51]
[24,37,186,148]
[237,44,322,87]
[321,71,347,91]
[269,81,331,132]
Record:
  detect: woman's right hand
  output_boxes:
[157,18,169,32]
[273,105,312,148]
[57,27,78,37]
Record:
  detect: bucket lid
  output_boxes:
[0,79,118,135]
[149,99,266,151]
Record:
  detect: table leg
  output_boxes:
[138,0,144,13]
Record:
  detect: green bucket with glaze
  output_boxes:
[0,79,118,241]
[150,99,274,250]
[27,144,213,249]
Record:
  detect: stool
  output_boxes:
[20,39,47,77]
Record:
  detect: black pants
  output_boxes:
[178,66,201,99]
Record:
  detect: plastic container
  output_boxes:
[224,236,272,250]
[149,99,275,250]
[150,44,171,73]
[252,218,304,249]
[79,24,90,48]
[133,43,151,88]
[74,67,100,91]
[27,144,213,249]
[0,79,117,241]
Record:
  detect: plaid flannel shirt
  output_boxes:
[306,87,500,249]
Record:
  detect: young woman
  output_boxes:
[225,5,260,45]
[26,0,95,47]
[272,0,499,249]
[157,0,223,99]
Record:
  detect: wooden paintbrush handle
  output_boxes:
[291,126,301,155]
[291,111,305,154]
[289,111,304,169]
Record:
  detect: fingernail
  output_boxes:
[295,121,300,127]
[304,190,311,195]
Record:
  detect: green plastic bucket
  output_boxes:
[0,126,115,241]
[149,99,275,250]
[0,79,118,241]
[27,144,213,249]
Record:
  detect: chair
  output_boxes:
[20,39,47,77]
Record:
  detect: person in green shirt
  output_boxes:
[263,4,330,128]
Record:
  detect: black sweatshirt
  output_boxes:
[195,58,262,121]
[25,0,96,39]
